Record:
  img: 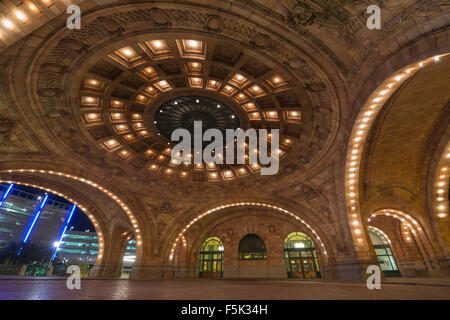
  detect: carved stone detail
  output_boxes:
[205,15,223,32]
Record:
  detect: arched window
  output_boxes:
[368,228,400,277]
[283,232,320,279]
[238,234,267,260]
[199,236,223,278]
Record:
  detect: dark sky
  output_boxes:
[69,207,95,232]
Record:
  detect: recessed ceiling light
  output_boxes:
[29,3,39,12]
[2,19,15,30]
[15,10,27,21]
[189,40,199,48]
[123,49,133,56]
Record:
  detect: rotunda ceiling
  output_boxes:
[66,35,332,184]
[0,4,344,192]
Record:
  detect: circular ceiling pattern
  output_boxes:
[154,95,240,141]
[75,37,310,182]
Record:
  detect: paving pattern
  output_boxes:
[0,279,449,300]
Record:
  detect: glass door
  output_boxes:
[199,237,224,278]
[290,259,303,278]
[302,259,316,279]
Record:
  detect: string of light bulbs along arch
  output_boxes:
[368,209,423,243]
[367,226,392,245]
[344,54,448,248]
[168,202,328,261]
[0,169,143,249]
[433,141,450,219]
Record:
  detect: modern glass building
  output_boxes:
[56,231,136,275]
[0,183,71,251]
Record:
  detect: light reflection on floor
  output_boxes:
[0,279,449,300]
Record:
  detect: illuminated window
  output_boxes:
[199,237,223,278]
[283,232,320,279]
[368,228,400,277]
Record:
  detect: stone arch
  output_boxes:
[0,164,152,278]
[167,201,331,259]
[368,208,446,277]
[163,199,336,279]
[178,208,331,279]
[0,176,108,271]
[425,127,450,261]
[343,48,450,269]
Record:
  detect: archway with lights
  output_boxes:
[367,209,443,277]
[0,180,104,276]
[344,51,450,277]
[166,201,332,279]
[0,167,144,278]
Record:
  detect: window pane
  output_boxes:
[377,256,394,271]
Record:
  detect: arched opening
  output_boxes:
[169,202,330,265]
[368,227,401,277]
[199,236,223,278]
[238,234,267,260]
[283,232,321,279]
[0,183,98,277]
[344,53,449,268]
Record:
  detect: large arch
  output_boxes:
[0,166,147,278]
[343,44,450,277]
[0,178,109,271]
[164,200,336,279]
[167,201,330,261]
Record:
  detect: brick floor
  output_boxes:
[0,279,449,300]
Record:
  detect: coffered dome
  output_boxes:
[72,36,325,183]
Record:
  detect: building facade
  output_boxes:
[0,183,72,251]
[56,231,135,277]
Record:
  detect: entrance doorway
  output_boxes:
[368,227,401,277]
[284,232,321,279]
[199,236,223,278]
